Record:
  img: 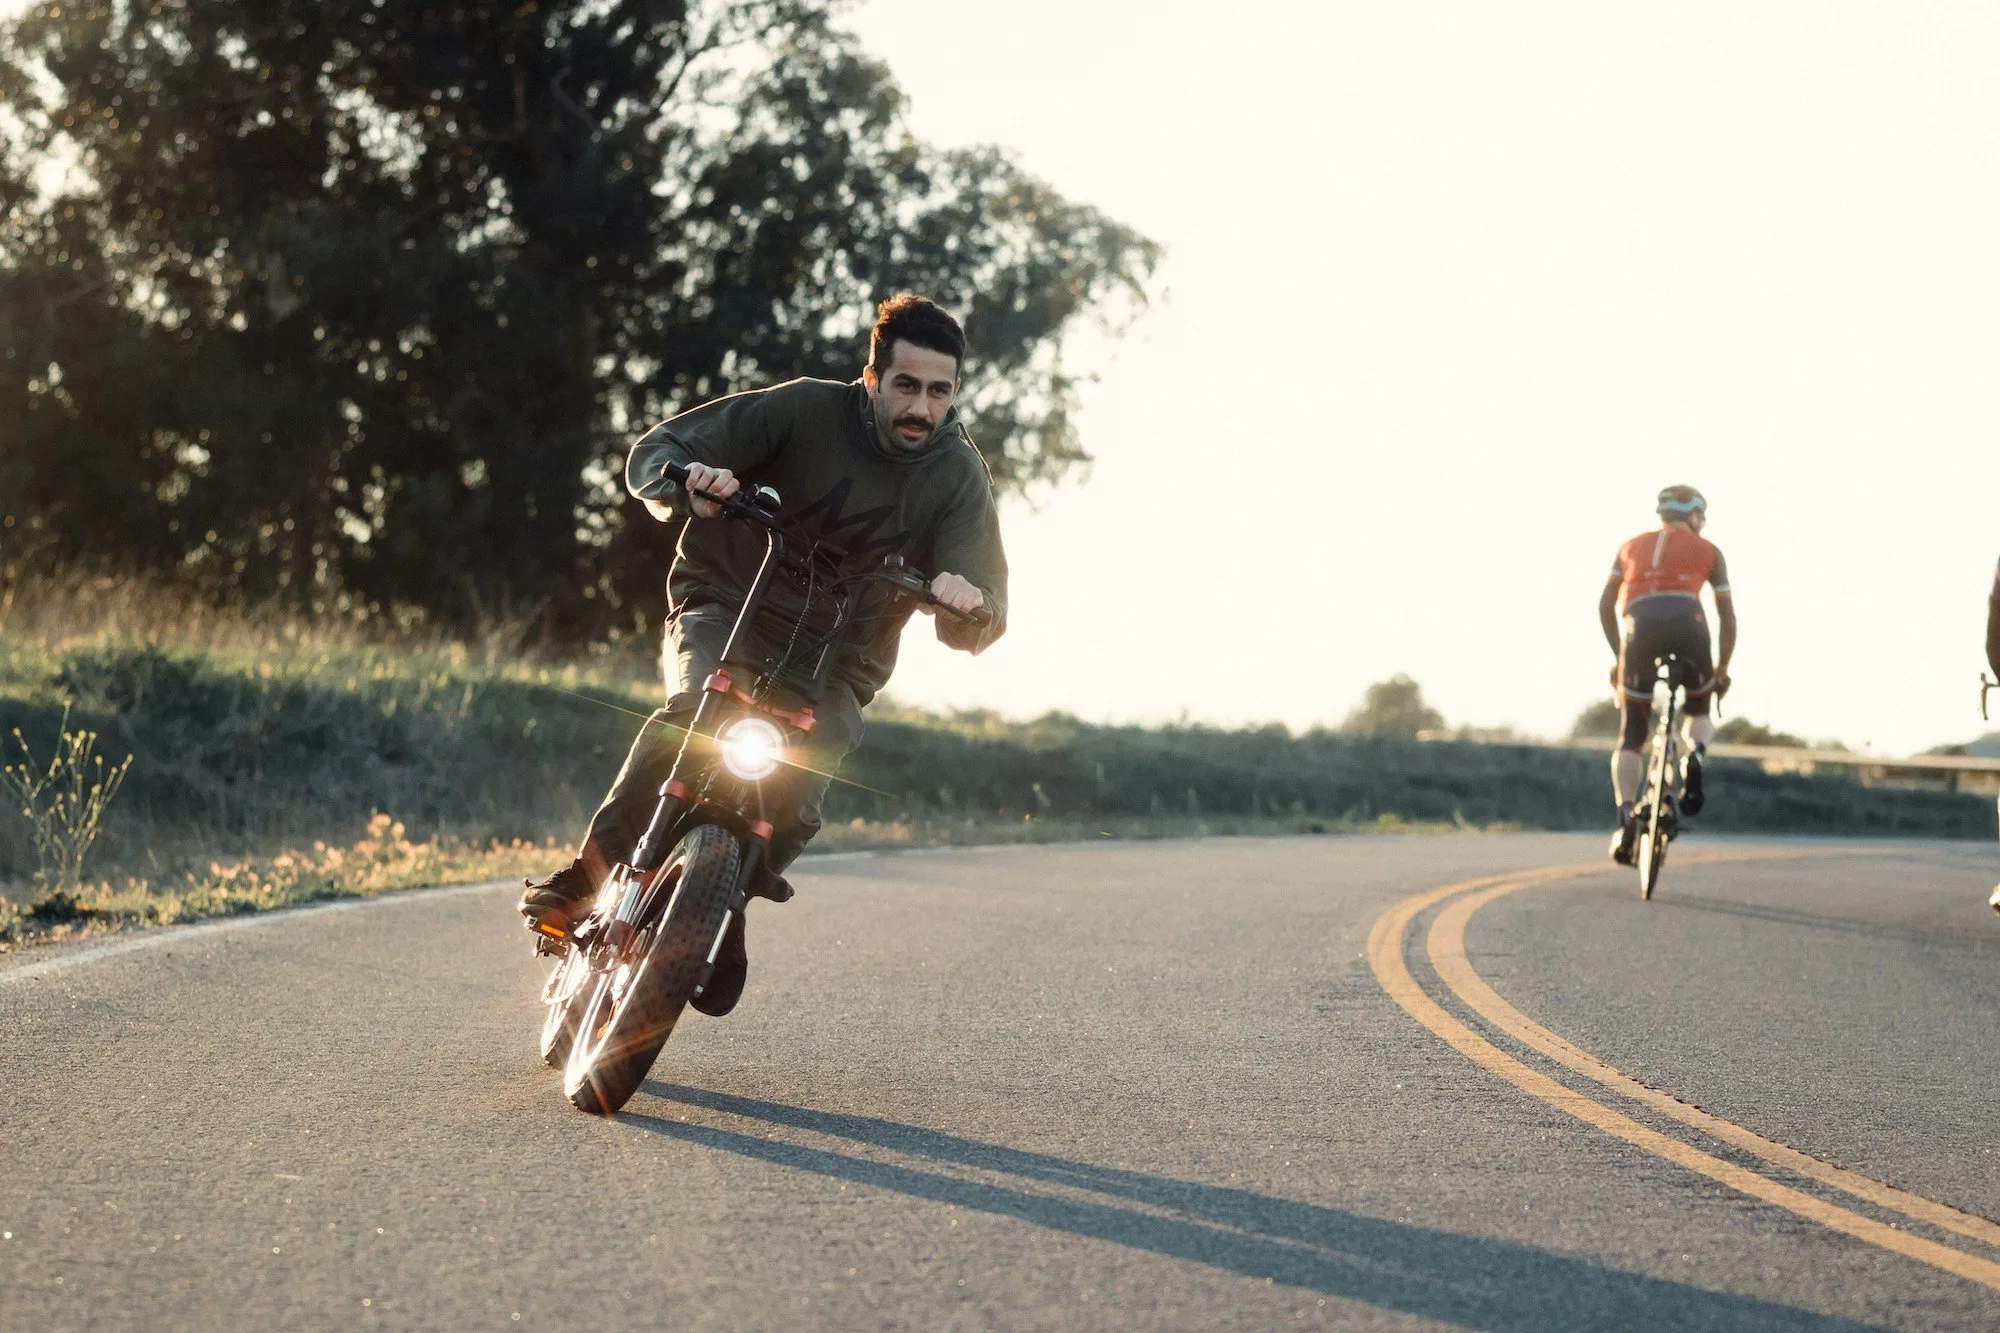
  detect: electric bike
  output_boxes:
[532,461,977,1115]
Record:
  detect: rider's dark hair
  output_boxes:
[868,294,965,379]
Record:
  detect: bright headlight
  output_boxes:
[719,717,786,781]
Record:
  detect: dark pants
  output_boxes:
[1617,600,1714,750]
[576,607,865,884]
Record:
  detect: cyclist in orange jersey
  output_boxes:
[1598,485,1737,864]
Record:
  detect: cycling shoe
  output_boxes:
[1609,808,1638,866]
[1680,748,1706,816]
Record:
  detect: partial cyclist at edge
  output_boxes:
[1599,485,1737,865]
[1987,553,1999,914]
[519,294,1007,989]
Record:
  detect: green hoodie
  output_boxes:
[626,377,1008,704]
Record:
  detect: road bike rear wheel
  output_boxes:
[563,823,741,1116]
[1638,696,1675,901]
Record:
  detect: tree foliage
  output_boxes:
[1341,674,1445,739]
[1569,697,1621,739]
[0,0,1156,634]
[1713,718,1808,749]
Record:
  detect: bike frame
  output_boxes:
[1635,654,1684,897]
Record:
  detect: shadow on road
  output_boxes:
[1654,893,1999,956]
[629,1084,1869,1332]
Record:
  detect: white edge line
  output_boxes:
[0,847,925,984]
[0,847,902,984]
[0,827,1648,984]
[0,878,514,985]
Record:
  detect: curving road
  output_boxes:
[2,833,1998,1329]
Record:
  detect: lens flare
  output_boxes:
[718,717,785,781]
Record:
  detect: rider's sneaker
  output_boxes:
[747,866,795,903]
[691,911,747,1017]
[1609,806,1638,866]
[519,862,595,935]
[1990,882,2000,916]
[1680,747,1706,817]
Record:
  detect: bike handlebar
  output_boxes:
[659,461,988,624]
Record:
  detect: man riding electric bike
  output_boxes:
[520,294,1007,1010]
[1599,485,1736,865]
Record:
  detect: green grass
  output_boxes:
[1,564,1991,950]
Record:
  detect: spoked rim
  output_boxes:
[561,856,689,1109]
[565,918,661,1081]
[538,950,590,1067]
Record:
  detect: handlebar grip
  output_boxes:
[661,461,690,486]
[936,599,993,627]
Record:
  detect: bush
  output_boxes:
[1715,718,1809,748]
[1570,698,1622,739]
[1342,675,1445,738]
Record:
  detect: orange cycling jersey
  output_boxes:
[1612,526,1730,611]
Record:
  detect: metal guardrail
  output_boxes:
[1419,732,2000,793]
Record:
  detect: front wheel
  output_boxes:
[562,823,741,1116]
[538,948,591,1068]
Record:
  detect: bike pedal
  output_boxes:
[527,915,571,943]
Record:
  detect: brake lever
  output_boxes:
[1982,673,1995,723]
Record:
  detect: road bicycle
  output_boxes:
[531,460,980,1116]
[1630,653,1689,900]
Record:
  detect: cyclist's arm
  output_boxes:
[626,382,795,522]
[1715,591,1736,681]
[1710,546,1735,684]
[1986,558,2000,678]
[1598,570,1623,656]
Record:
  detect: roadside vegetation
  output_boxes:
[4,569,1991,951]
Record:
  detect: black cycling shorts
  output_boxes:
[1619,598,1714,706]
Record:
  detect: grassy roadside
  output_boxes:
[0,809,1490,954]
[4,566,1992,953]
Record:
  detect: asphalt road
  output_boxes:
[3,833,1998,1330]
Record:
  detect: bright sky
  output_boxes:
[852,0,2000,754]
[8,3,1993,752]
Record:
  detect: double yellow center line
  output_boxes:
[1367,856,2000,1291]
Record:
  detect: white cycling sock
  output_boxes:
[1612,749,1644,805]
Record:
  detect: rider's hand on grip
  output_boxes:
[921,571,985,619]
[677,463,740,518]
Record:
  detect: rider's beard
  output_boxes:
[872,394,934,454]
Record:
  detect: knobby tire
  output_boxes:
[563,823,742,1116]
